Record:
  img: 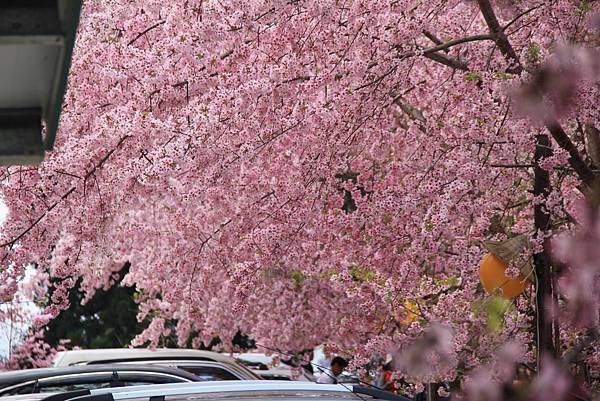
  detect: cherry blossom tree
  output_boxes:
[0,330,71,370]
[1,0,599,395]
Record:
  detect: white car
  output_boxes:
[233,353,315,381]
[51,349,260,382]
[35,380,411,401]
[232,353,279,370]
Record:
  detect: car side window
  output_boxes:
[38,374,185,392]
[32,372,126,393]
[122,380,168,387]
[178,366,239,381]
[37,382,115,393]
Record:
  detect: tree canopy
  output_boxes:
[1,0,599,394]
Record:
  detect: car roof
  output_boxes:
[88,381,351,399]
[0,392,60,401]
[53,381,411,401]
[255,368,291,375]
[0,364,199,388]
[52,350,236,367]
[232,354,274,363]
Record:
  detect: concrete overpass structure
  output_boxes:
[0,0,82,165]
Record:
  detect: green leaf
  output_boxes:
[349,265,376,282]
[440,276,459,287]
[464,72,481,82]
[486,296,512,334]
[578,0,592,14]
[290,271,305,289]
[495,70,510,80]
[527,42,541,62]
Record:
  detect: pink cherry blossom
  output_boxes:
[0,0,598,392]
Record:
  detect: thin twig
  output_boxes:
[490,164,534,168]
[54,169,82,180]
[128,21,165,46]
[330,23,364,73]
[503,4,543,32]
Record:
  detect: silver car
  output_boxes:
[29,380,411,401]
[52,349,260,382]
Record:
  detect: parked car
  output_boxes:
[0,364,199,396]
[51,349,260,381]
[250,367,311,381]
[28,380,411,401]
[232,353,276,371]
[233,353,317,381]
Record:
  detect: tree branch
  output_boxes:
[392,94,426,122]
[187,219,232,298]
[424,52,469,70]
[490,164,534,168]
[422,30,470,69]
[476,0,523,74]
[422,30,446,50]
[421,34,494,54]
[584,124,600,169]
[503,4,544,32]
[395,33,493,71]
[533,134,557,362]
[128,21,165,46]
[354,66,397,91]
[546,122,596,186]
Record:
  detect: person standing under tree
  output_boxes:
[316,356,348,384]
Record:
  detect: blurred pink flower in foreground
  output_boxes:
[529,355,571,401]
[393,324,457,382]
[553,210,600,328]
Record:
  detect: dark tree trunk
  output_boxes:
[425,383,439,401]
[533,134,558,365]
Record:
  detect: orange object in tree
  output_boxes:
[479,253,527,299]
